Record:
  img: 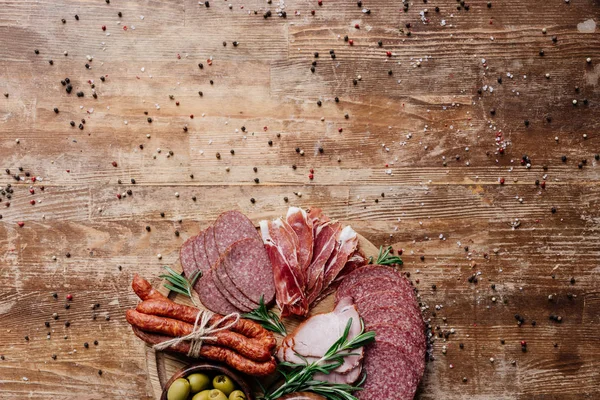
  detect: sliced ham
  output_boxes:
[261,220,306,317]
[276,297,363,381]
[286,207,314,280]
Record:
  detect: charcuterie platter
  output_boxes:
[126,207,426,400]
[144,234,379,400]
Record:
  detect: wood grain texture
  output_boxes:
[0,0,599,398]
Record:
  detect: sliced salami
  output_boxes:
[359,305,424,346]
[347,277,416,306]
[336,264,409,303]
[180,236,199,279]
[366,323,426,378]
[224,237,276,304]
[358,342,420,400]
[194,269,242,315]
[204,226,220,268]
[213,253,258,312]
[213,210,261,254]
[355,290,423,331]
[192,230,211,273]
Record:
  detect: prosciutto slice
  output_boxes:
[305,221,341,304]
[286,207,314,284]
[260,220,307,317]
[321,226,358,295]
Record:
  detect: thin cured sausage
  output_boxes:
[126,310,272,362]
[131,327,277,377]
[131,275,274,344]
[135,299,276,350]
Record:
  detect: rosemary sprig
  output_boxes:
[242,296,287,336]
[261,318,375,400]
[369,245,403,266]
[159,266,201,298]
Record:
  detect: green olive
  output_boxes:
[192,390,212,400]
[229,390,246,400]
[208,389,228,400]
[167,378,190,400]
[212,375,235,396]
[187,373,211,393]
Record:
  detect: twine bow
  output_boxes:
[153,309,240,358]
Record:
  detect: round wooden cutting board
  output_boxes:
[144,234,380,399]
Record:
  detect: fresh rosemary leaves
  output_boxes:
[370,245,403,266]
[159,266,201,298]
[242,296,287,336]
[262,318,375,400]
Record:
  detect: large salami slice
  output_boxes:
[360,306,424,346]
[194,269,242,315]
[366,323,426,377]
[213,211,261,254]
[213,253,258,312]
[358,342,421,400]
[336,264,410,302]
[180,236,199,279]
[192,230,211,273]
[224,238,276,304]
[355,290,423,332]
[204,226,220,268]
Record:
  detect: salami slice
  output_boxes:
[194,269,242,315]
[359,305,424,346]
[358,342,421,400]
[192,230,211,273]
[355,290,423,331]
[224,238,276,304]
[180,236,199,279]
[213,210,261,254]
[204,226,220,268]
[336,264,409,303]
[213,254,258,312]
[366,323,426,377]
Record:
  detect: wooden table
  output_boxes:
[1,0,599,398]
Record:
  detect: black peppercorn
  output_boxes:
[250,198,255,203]
[35,49,40,54]
[160,212,165,217]
[84,342,89,348]
[198,91,203,96]
[561,155,567,162]
[539,49,544,56]
[118,12,122,17]
[268,140,273,146]
[145,226,151,232]
[317,100,322,106]
[254,178,259,184]
[64,321,70,327]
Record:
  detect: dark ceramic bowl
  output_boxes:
[161,362,254,400]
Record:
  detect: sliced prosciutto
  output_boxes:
[317,225,358,303]
[260,219,307,317]
[305,221,341,304]
[286,207,314,279]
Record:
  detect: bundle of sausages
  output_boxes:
[126,274,277,376]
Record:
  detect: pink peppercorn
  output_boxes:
[355,23,360,29]
[66,294,73,301]
[101,25,106,31]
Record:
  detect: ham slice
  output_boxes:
[260,220,307,317]
[286,207,314,284]
[276,297,364,382]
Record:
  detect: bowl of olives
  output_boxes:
[161,362,253,400]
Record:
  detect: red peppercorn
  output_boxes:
[30,200,36,205]
[175,101,180,106]
[101,25,106,31]
[386,51,392,57]
[520,340,526,346]
[176,53,181,59]
[310,168,314,174]
[318,0,323,5]
[499,178,505,184]
[116,193,121,199]
[540,181,546,189]
[349,39,354,45]
[17,221,24,227]
[111,161,118,167]
[355,23,360,29]
[338,128,343,133]
[190,114,194,119]
[31,177,36,182]
[29,189,35,194]
[499,148,504,154]
[311,10,315,14]
[66,294,73,301]
[308,173,314,180]
[398,249,403,255]
[123,26,127,31]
